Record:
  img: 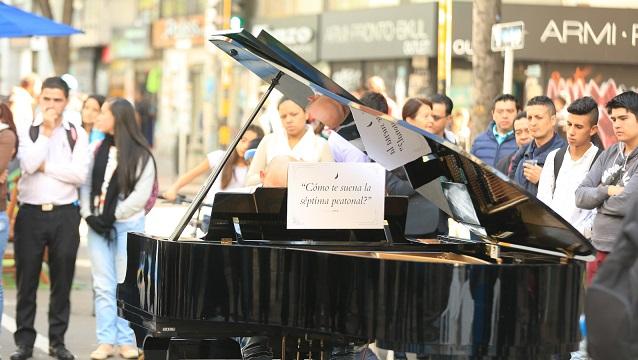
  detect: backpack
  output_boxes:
[585,194,638,359]
[144,172,159,215]
[553,145,603,179]
[552,145,603,195]
[29,123,77,151]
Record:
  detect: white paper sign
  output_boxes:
[287,162,385,229]
[351,107,430,170]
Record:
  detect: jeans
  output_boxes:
[331,343,378,360]
[88,216,144,345]
[0,212,9,336]
[234,337,273,360]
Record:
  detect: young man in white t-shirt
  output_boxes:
[537,96,601,237]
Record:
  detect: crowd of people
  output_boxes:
[0,70,637,360]
[1,76,155,360]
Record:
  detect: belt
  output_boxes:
[20,203,76,212]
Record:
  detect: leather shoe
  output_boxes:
[49,345,76,360]
[9,346,33,360]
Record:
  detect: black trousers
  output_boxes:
[13,204,81,348]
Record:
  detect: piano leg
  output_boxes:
[142,337,170,360]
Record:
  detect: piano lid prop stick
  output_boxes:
[169,71,284,241]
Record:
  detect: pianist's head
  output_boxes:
[260,155,298,188]
[306,94,350,130]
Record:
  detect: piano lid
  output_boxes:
[208,29,594,257]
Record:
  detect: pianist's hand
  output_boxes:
[608,185,624,196]
[522,164,542,184]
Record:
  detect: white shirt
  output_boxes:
[204,149,249,204]
[328,131,370,163]
[537,144,599,238]
[264,125,329,163]
[18,116,89,205]
[245,126,333,186]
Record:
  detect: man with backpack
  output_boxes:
[576,91,638,283]
[12,77,89,360]
[537,96,602,237]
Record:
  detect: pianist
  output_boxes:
[233,155,296,360]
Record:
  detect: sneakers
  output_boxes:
[119,345,140,359]
[48,345,75,360]
[90,344,115,360]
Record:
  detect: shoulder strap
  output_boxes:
[28,123,77,151]
[553,146,568,180]
[590,147,604,170]
[66,123,77,151]
[29,125,39,143]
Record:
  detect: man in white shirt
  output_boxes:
[537,96,602,237]
[12,77,89,360]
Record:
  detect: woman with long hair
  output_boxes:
[81,94,106,144]
[0,102,18,339]
[162,124,265,203]
[245,97,333,185]
[80,98,156,360]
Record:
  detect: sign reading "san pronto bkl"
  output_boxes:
[320,3,437,61]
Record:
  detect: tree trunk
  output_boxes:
[36,0,74,75]
[471,0,503,141]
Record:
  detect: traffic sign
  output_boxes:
[491,21,525,51]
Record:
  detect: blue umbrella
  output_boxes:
[0,1,81,38]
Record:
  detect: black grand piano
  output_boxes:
[117,30,594,360]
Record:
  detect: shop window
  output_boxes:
[327,0,400,11]
[160,0,206,17]
[255,0,322,18]
[331,62,364,94]
[363,59,409,100]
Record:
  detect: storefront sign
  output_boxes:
[253,15,319,62]
[452,2,638,64]
[152,15,205,49]
[320,3,437,61]
[111,25,152,59]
